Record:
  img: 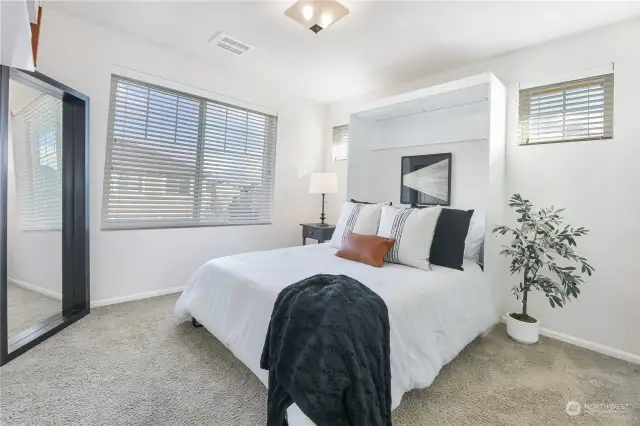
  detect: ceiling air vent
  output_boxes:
[210,32,254,56]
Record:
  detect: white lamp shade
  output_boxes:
[309,173,338,194]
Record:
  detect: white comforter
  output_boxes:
[175,244,497,425]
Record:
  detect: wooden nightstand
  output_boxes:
[300,223,336,245]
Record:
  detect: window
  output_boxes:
[332,124,348,161]
[102,75,278,230]
[519,73,613,145]
[12,94,63,231]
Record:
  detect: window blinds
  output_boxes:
[102,75,278,230]
[13,94,63,231]
[519,73,613,145]
[332,124,348,161]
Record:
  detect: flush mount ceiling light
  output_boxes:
[285,0,350,34]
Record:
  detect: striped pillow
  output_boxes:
[377,205,442,270]
[328,202,383,249]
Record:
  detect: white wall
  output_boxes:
[35,9,326,303]
[326,18,640,360]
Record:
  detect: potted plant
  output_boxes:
[493,194,594,344]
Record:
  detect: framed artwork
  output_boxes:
[400,153,452,206]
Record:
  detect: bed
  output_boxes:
[175,243,498,425]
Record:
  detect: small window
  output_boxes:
[12,94,63,231]
[332,124,349,161]
[102,75,278,230]
[519,73,613,145]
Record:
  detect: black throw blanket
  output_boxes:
[260,274,392,426]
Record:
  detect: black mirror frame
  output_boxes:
[0,65,90,366]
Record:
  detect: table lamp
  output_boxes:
[309,173,338,226]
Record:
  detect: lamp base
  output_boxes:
[319,194,327,226]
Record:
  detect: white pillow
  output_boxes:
[464,213,485,262]
[377,205,442,271]
[328,202,383,249]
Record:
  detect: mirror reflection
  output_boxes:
[7,79,62,341]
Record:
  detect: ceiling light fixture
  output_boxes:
[302,5,314,21]
[285,0,349,34]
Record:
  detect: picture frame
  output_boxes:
[400,153,452,206]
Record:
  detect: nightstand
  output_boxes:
[300,223,336,245]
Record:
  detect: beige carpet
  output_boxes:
[1,294,638,425]
[6,282,61,338]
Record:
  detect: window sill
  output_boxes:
[100,221,273,231]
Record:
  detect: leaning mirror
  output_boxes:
[6,78,63,344]
[1,66,89,366]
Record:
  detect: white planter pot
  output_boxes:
[506,312,540,344]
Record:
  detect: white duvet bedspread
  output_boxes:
[175,244,498,425]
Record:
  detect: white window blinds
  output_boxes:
[519,73,613,145]
[332,124,348,161]
[12,94,63,231]
[102,75,278,230]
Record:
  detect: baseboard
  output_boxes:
[500,315,640,365]
[91,286,185,308]
[538,327,640,365]
[7,277,62,301]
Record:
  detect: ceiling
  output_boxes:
[49,1,640,103]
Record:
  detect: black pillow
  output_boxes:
[430,208,474,271]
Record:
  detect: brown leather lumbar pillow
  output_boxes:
[336,232,396,268]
